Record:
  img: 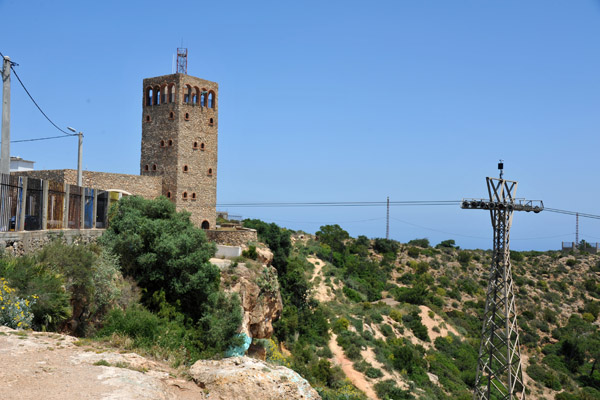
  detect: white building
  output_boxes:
[10,156,35,172]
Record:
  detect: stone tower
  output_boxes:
[141,73,218,229]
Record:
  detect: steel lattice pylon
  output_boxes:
[462,174,543,400]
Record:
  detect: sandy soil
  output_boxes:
[0,327,202,400]
[329,333,378,400]
[418,305,460,341]
[308,257,335,302]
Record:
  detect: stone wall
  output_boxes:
[141,73,218,229]
[13,170,162,199]
[0,229,104,257]
[206,228,257,246]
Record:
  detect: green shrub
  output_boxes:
[0,278,35,329]
[407,247,420,258]
[365,367,384,379]
[408,238,429,248]
[457,251,471,266]
[242,245,258,260]
[374,379,414,399]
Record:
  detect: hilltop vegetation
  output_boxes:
[239,220,600,400]
[2,197,600,399]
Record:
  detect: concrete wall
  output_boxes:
[0,229,104,256]
[206,228,257,247]
[13,170,162,199]
[216,244,242,258]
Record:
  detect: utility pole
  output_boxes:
[386,196,390,239]
[576,212,579,248]
[1,55,11,175]
[462,162,543,400]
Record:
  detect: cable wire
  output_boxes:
[1,51,72,136]
[11,134,76,143]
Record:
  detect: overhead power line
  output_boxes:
[217,200,600,220]
[0,50,73,137]
[11,134,76,143]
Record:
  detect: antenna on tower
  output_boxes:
[498,159,504,179]
[177,48,188,75]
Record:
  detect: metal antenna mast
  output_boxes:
[386,196,390,239]
[462,162,543,400]
[576,212,579,247]
[177,48,188,75]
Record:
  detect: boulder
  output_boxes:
[189,356,321,400]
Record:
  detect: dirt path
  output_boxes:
[329,333,378,400]
[0,327,203,400]
[307,257,335,302]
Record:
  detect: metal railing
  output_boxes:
[0,172,117,232]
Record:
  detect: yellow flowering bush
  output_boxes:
[0,277,35,329]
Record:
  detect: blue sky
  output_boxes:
[2,0,599,250]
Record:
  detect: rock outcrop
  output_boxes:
[0,326,321,400]
[190,356,321,400]
[218,246,283,340]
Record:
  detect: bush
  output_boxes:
[407,247,420,258]
[373,238,399,255]
[457,251,471,266]
[374,379,414,399]
[242,245,258,260]
[0,278,35,329]
[366,367,384,379]
[100,196,219,322]
[408,238,430,248]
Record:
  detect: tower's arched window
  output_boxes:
[166,191,172,198]
[160,140,165,147]
[207,168,213,176]
[144,165,149,171]
[160,84,167,104]
[209,118,214,126]
[193,86,200,105]
[208,91,215,108]
[185,112,190,120]
[146,87,153,106]
[193,141,198,149]
[191,193,197,200]
[168,139,173,146]
[182,191,188,200]
[200,143,205,150]
[145,115,151,122]
[152,164,157,171]
[168,83,176,103]
[169,111,174,119]
[201,220,210,229]
[184,84,192,103]
[183,165,189,172]
[154,86,161,105]
[201,89,207,107]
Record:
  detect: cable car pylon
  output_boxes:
[462,161,544,400]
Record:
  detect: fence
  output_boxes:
[562,241,600,253]
[0,172,119,233]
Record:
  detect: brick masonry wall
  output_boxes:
[13,170,162,199]
[206,228,258,247]
[142,73,218,229]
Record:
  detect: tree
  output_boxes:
[100,196,219,321]
[316,224,350,254]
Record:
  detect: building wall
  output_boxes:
[206,228,257,247]
[13,169,162,199]
[141,73,218,229]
